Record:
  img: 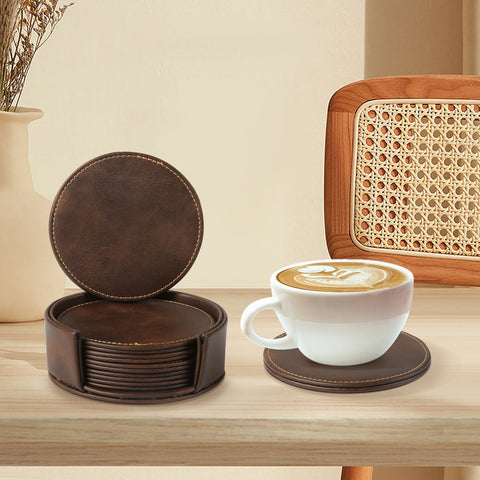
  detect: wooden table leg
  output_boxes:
[341,466,374,480]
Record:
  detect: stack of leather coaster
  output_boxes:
[62,297,213,399]
[83,341,197,398]
[45,152,227,404]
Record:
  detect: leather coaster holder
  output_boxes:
[45,152,227,404]
[264,331,430,393]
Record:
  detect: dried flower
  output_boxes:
[0,0,19,105]
[0,0,73,111]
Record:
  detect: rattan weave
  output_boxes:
[352,100,480,258]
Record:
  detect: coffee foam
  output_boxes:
[277,262,408,292]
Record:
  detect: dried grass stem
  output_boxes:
[0,0,72,111]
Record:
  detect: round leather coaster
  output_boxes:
[83,349,196,364]
[85,379,193,391]
[84,358,195,374]
[50,152,203,301]
[263,331,430,393]
[85,363,194,376]
[82,384,197,401]
[49,373,224,404]
[86,371,193,384]
[59,299,213,345]
[84,339,197,354]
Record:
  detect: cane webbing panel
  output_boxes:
[352,100,480,259]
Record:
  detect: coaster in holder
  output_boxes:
[46,291,227,403]
[83,340,197,354]
[59,299,213,345]
[86,371,193,383]
[85,378,193,390]
[83,359,196,375]
[83,358,196,373]
[82,349,197,363]
[264,331,430,393]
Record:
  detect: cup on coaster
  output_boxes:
[241,259,414,366]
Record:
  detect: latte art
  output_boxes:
[277,262,407,292]
[295,265,387,289]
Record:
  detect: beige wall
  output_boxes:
[20,0,365,289]
[463,0,479,73]
[20,1,467,289]
[365,0,463,78]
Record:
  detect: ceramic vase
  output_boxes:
[0,107,65,322]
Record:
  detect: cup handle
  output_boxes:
[240,297,297,350]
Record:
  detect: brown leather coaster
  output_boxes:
[85,379,193,390]
[264,331,430,393]
[83,349,197,363]
[86,371,193,384]
[60,299,213,345]
[50,373,224,404]
[84,358,196,373]
[82,384,197,401]
[50,152,203,301]
[84,339,197,354]
[85,363,195,376]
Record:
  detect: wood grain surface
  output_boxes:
[324,75,480,286]
[0,288,479,466]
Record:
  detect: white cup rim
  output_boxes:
[271,258,414,296]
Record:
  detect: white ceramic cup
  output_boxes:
[240,259,414,366]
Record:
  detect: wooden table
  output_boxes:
[0,287,478,466]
